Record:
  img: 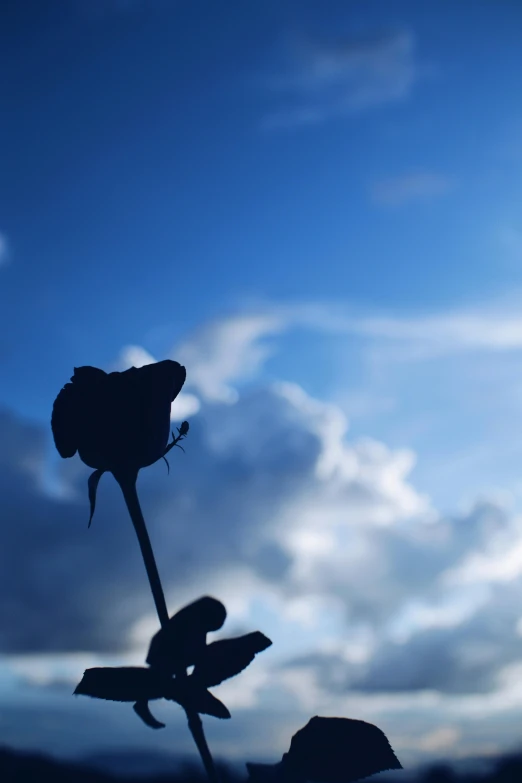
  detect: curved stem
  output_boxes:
[114,470,219,783]
[114,470,169,629]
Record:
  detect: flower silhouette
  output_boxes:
[51,361,187,525]
[52,361,186,472]
[51,362,226,782]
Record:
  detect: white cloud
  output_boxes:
[263,30,422,129]
[120,297,522,417]
[443,513,522,586]
[173,313,286,403]
[169,392,201,420]
[278,298,522,358]
[13,305,522,762]
[369,171,454,207]
[119,344,156,368]
[351,312,522,351]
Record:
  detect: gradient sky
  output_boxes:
[3,0,522,774]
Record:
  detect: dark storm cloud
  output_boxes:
[0,386,320,654]
[282,575,522,696]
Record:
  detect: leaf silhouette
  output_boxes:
[247,716,402,783]
[133,699,166,730]
[193,631,272,687]
[87,469,105,528]
[74,667,167,702]
[167,676,231,719]
[146,596,227,675]
[191,688,230,719]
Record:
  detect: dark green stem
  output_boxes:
[114,470,219,783]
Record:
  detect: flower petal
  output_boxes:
[53,361,187,472]
[51,382,79,458]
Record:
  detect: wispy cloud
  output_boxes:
[173,313,286,403]
[263,30,422,129]
[0,232,9,266]
[344,310,522,356]
[262,298,522,357]
[120,299,522,410]
[369,171,454,207]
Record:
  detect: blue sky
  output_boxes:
[3,0,522,774]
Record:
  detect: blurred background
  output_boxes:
[2,0,522,779]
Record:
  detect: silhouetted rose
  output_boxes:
[52,361,186,473]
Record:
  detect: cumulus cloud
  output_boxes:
[3,372,520,712]
[173,313,286,403]
[11,306,522,656]
[263,29,421,129]
[6,308,522,763]
[277,498,522,703]
[0,365,430,657]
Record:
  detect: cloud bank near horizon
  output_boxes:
[3,302,522,763]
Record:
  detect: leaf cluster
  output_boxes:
[75,597,272,729]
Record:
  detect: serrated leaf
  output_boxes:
[282,716,403,783]
[194,631,272,687]
[146,596,227,675]
[166,677,231,719]
[74,667,167,703]
[87,469,105,528]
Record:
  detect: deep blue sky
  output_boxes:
[2,0,522,419]
[3,0,522,772]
